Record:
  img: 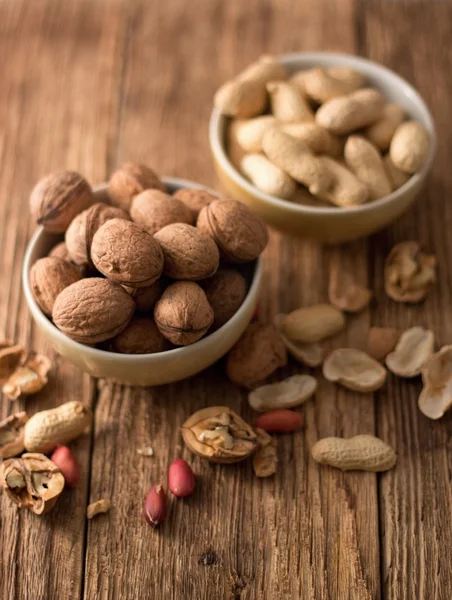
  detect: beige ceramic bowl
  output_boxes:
[22,178,262,386]
[209,52,436,244]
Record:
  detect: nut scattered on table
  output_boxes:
[0,453,65,514]
[0,412,29,459]
[311,435,396,472]
[217,56,430,207]
[418,345,452,420]
[385,326,435,378]
[87,498,112,519]
[366,327,400,362]
[181,406,257,463]
[3,352,52,400]
[248,374,317,412]
[384,241,436,303]
[274,314,324,367]
[323,348,387,392]
[252,428,278,478]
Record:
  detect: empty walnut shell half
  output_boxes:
[130,189,194,235]
[53,278,135,344]
[65,202,130,267]
[386,326,435,378]
[172,188,216,220]
[0,341,25,384]
[108,162,166,211]
[197,198,268,263]
[154,223,220,280]
[30,257,82,317]
[91,218,163,288]
[0,412,29,459]
[202,269,247,329]
[154,282,214,346]
[384,241,436,303]
[3,352,52,400]
[226,323,287,388]
[419,345,452,420]
[29,171,94,233]
[181,406,257,464]
[323,348,387,392]
[0,453,65,514]
[111,317,170,354]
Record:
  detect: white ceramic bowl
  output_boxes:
[22,178,262,386]
[209,52,436,244]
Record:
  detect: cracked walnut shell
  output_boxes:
[0,341,25,384]
[130,189,194,235]
[30,257,82,317]
[172,188,216,219]
[91,218,163,287]
[0,412,29,459]
[29,171,93,233]
[108,162,166,211]
[202,269,247,329]
[3,352,52,400]
[197,198,268,263]
[154,282,214,346]
[111,317,170,354]
[154,223,220,281]
[65,202,130,267]
[181,406,257,463]
[0,453,65,514]
[226,323,287,388]
[52,278,135,344]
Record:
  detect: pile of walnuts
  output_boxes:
[29,163,268,353]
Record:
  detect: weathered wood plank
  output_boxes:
[0,1,125,599]
[84,1,380,599]
[361,2,452,599]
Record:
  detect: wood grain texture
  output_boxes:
[0,0,451,599]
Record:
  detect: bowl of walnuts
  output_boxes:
[209,52,436,243]
[22,164,266,386]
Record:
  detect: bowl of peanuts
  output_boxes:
[209,52,436,244]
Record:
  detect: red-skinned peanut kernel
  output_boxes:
[144,484,167,528]
[50,446,81,488]
[168,459,196,498]
[254,409,303,433]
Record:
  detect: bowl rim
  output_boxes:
[209,51,437,216]
[22,177,263,363]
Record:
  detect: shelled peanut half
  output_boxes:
[215,56,430,208]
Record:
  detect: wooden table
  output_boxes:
[1,1,451,598]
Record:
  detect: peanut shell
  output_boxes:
[419,345,452,420]
[323,348,387,392]
[53,278,135,344]
[91,218,163,288]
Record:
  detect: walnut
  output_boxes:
[202,269,247,328]
[0,453,65,514]
[172,188,216,219]
[29,171,93,233]
[154,223,220,280]
[181,406,257,463]
[111,317,170,354]
[52,278,135,344]
[49,242,71,261]
[0,412,29,459]
[65,202,130,267]
[197,198,268,263]
[123,279,165,313]
[108,162,166,210]
[226,323,287,388]
[30,257,82,316]
[91,218,163,287]
[154,281,214,345]
[130,189,194,234]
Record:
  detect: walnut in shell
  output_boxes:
[111,317,170,354]
[226,323,287,388]
[0,412,29,459]
[29,171,93,233]
[91,219,163,287]
[3,353,52,400]
[154,282,214,345]
[52,278,135,344]
[108,162,166,210]
[172,188,216,219]
[65,202,130,267]
[0,453,65,514]
[181,406,257,464]
[154,223,220,280]
[202,269,247,329]
[130,189,194,235]
[197,198,268,263]
[30,257,82,316]
[49,242,71,261]
[123,279,164,313]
